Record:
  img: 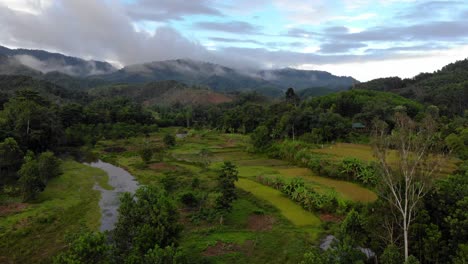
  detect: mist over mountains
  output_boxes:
[0,45,357,95]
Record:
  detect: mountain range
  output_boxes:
[0,45,357,96]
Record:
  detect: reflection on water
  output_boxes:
[85,160,139,231]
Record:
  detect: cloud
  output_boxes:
[208,37,262,45]
[0,0,212,65]
[319,42,367,53]
[285,28,316,38]
[396,1,464,20]
[272,0,331,24]
[126,0,222,21]
[364,44,446,53]
[329,21,468,42]
[193,21,261,34]
[323,26,349,34]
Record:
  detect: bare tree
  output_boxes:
[372,110,446,261]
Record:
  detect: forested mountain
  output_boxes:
[0,54,42,77]
[0,75,89,106]
[93,59,356,94]
[89,80,232,106]
[0,47,356,96]
[0,45,116,77]
[256,68,356,90]
[354,58,468,115]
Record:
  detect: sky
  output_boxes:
[0,0,468,81]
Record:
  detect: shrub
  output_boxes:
[163,134,176,147]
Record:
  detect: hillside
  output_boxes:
[91,59,356,95]
[89,80,232,106]
[256,68,356,90]
[0,75,89,105]
[0,45,116,77]
[354,58,468,115]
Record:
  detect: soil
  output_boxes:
[149,162,178,172]
[203,240,255,257]
[219,138,236,148]
[0,203,28,217]
[247,214,275,231]
[319,213,343,222]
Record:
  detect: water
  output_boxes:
[85,160,139,231]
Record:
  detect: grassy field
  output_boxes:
[94,130,327,262]
[312,142,458,176]
[0,161,110,264]
[236,179,321,227]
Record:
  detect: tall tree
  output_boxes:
[113,185,181,262]
[372,110,446,261]
[216,161,239,211]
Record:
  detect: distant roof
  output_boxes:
[352,122,366,128]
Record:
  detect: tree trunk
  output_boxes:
[404,222,409,261]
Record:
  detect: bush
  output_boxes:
[163,134,176,147]
[139,147,153,163]
[179,192,198,207]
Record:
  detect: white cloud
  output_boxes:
[0,0,52,14]
[301,45,468,81]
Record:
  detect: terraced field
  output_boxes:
[94,129,380,263]
[236,179,321,227]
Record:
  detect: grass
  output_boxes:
[312,143,377,161]
[278,168,377,202]
[0,161,109,264]
[91,130,387,263]
[312,143,458,175]
[236,179,321,227]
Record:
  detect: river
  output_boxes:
[85,160,139,231]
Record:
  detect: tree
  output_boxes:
[18,152,45,201]
[285,87,300,106]
[251,125,272,151]
[163,134,176,147]
[37,151,62,184]
[340,209,366,246]
[53,232,111,264]
[2,90,62,152]
[0,137,24,184]
[139,147,153,163]
[381,244,402,264]
[113,185,182,262]
[372,110,446,261]
[216,161,239,211]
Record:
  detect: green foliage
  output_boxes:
[300,248,328,264]
[17,151,62,201]
[113,185,182,262]
[355,58,468,116]
[1,90,62,152]
[251,125,272,151]
[142,245,187,264]
[340,209,366,246]
[163,134,176,147]
[18,152,45,201]
[53,232,111,264]
[0,137,23,183]
[453,244,468,264]
[139,147,153,164]
[404,255,420,264]
[445,128,468,159]
[216,161,239,211]
[257,175,339,214]
[381,244,403,264]
[179,191,198,208]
